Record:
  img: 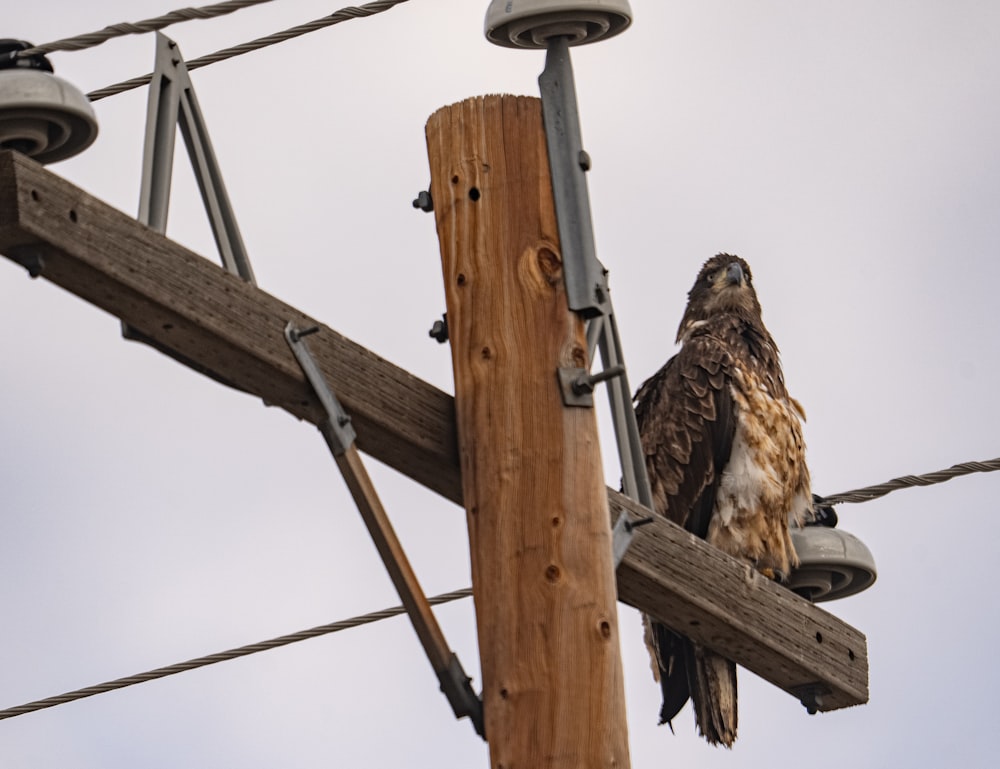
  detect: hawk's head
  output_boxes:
[675,254,763,343]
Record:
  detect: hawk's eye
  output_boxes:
[704,271,716,283]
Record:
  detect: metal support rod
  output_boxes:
[284,323,484,738]
[538,35,607,318]
[593,307,654,510]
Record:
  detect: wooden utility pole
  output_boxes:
[425,96,630,768]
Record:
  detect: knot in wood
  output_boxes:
[536,246,562,286]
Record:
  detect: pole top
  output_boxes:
[485,0,632,49]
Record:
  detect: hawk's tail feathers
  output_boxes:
[647,618,738,747]
[653,623,691,730]
[691,643,738,748]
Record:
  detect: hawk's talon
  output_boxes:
[757,566,789,583]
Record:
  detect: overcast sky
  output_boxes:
[2,1,999,767]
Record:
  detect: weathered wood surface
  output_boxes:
[609,490,868,711]
[0,149,868,712]
[0,150,461,502]
[426,95,630,766]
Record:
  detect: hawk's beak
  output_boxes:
[725,262,745,287]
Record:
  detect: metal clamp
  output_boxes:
[284,324,356,454]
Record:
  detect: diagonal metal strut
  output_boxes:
[284,323,485,739]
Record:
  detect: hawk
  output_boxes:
[634,254,811,747]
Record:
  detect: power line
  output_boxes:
[1,454,995,721]
[15,0,278,58]
[86,0,413,102]
[818,457,1000,506]
[0,586,472,722]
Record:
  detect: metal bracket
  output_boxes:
[137,32,255,283]
[284,322,485,739]
[538,35,607,319]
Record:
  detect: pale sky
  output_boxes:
[2,1,999,767]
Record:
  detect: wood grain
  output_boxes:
[425,96,630,767]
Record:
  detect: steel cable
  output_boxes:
[818,457,1000,506]
[86,0,413,101]
[0,586,472,721]
[15,0,279,58]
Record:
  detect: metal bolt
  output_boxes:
[412,190,434,212]
[578,149,592,171]
[625,516,656,533]
[594,283,606,305]
[429,315,449,343]
[571,364,625,396]
[11,247,44,278]
[291,325,320,342]
[797,685,826,715]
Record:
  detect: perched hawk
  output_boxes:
[634,254,811,747]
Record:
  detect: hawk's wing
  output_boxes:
[634,333,739,735]
[634,333,736,536]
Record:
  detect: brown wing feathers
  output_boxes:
[635,336,736,536]
[636,335,739,741]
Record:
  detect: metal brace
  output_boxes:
[538,35,607,319]
[137,32,255,283]
[284,322,485,739]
